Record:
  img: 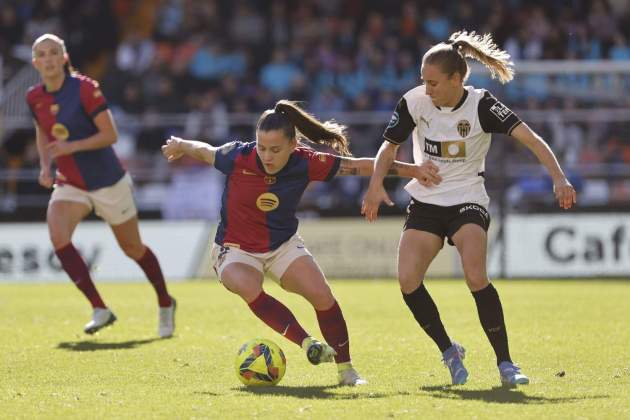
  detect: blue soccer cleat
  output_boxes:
[442,342,468,385]
[499,361,530,386]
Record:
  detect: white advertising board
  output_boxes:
[0,221,211,282]
[504,214,630,277]
[297,218,459,278]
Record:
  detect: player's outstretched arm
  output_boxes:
[338,156,441,184]
[510,123,577,210]
[161,135,218,166]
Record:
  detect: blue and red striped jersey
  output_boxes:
[26,73,125,191]
[213,141,341,252]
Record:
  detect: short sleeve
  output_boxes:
[383,97,416,144]
[213,141,243,175]
[307,150,341,182]
[478,91,522,135]
[79,78,108,119]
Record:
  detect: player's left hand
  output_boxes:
[46,140,75,158]
[553,178,576,210]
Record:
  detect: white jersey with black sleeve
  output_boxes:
[383,85,522,207]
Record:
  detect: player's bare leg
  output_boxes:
[398,229,467,384]
[112,216,175,337]
[453,224,528,386]
[49,200,115,333]
[282,256,366,385]
[223,263,312,351]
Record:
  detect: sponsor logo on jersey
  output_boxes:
[264,176,276,185]
[457,119,470,137]
[489,101,512,122]
[387,112,399,128]
[93,89,102,98]
[424,138,466,158]
[51,123,69,141]
[420,116,430,128]
[242,169,257,175]
[256,192,280,212]
[50,104,59,115]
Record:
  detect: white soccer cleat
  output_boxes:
[158,297,176,338]
[84,308,116,334]
[338,367,368,386]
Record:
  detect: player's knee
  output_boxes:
[121,242,145,260]
[306,287,334,310]
[49,229,71,250]
[222,275,261,302]
[398,272,422,294]
[465,274,489,291]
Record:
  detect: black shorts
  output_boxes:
[403,199,491,246]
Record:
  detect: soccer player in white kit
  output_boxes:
[362,31,576,386]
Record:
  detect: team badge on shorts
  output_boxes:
[217,246,229,267]
[457,120,471,137]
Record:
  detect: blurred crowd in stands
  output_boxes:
[1,0,630,219]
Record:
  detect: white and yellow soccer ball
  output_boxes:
[235,338,286,386]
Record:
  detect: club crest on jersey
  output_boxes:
[387,112,399,128]
[93,89,102,98]
[50,104,60,115]
[456,120,470,137]
[51,123,69,141]
[424,138,466,158]
[264,176,276,185]
[256,192,279,212]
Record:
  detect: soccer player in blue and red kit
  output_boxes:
[162,99,441,385]
[27,34,176,337]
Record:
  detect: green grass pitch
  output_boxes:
[1,279,629,419]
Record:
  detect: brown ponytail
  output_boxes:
[256,100,352,156]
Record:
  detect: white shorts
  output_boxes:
[50,173,137,225]
[210,234,313,284]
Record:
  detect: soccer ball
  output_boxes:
[235,338,286,386]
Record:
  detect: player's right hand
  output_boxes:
[361,184,393,222]
[161,136,184,162]
[38,168,53,189]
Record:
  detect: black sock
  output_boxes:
[472,283,512,365]
[402,283,452,353]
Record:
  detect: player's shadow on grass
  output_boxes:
[418,385,609,404]
[236,385,394,400]
[56,338,161,352]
